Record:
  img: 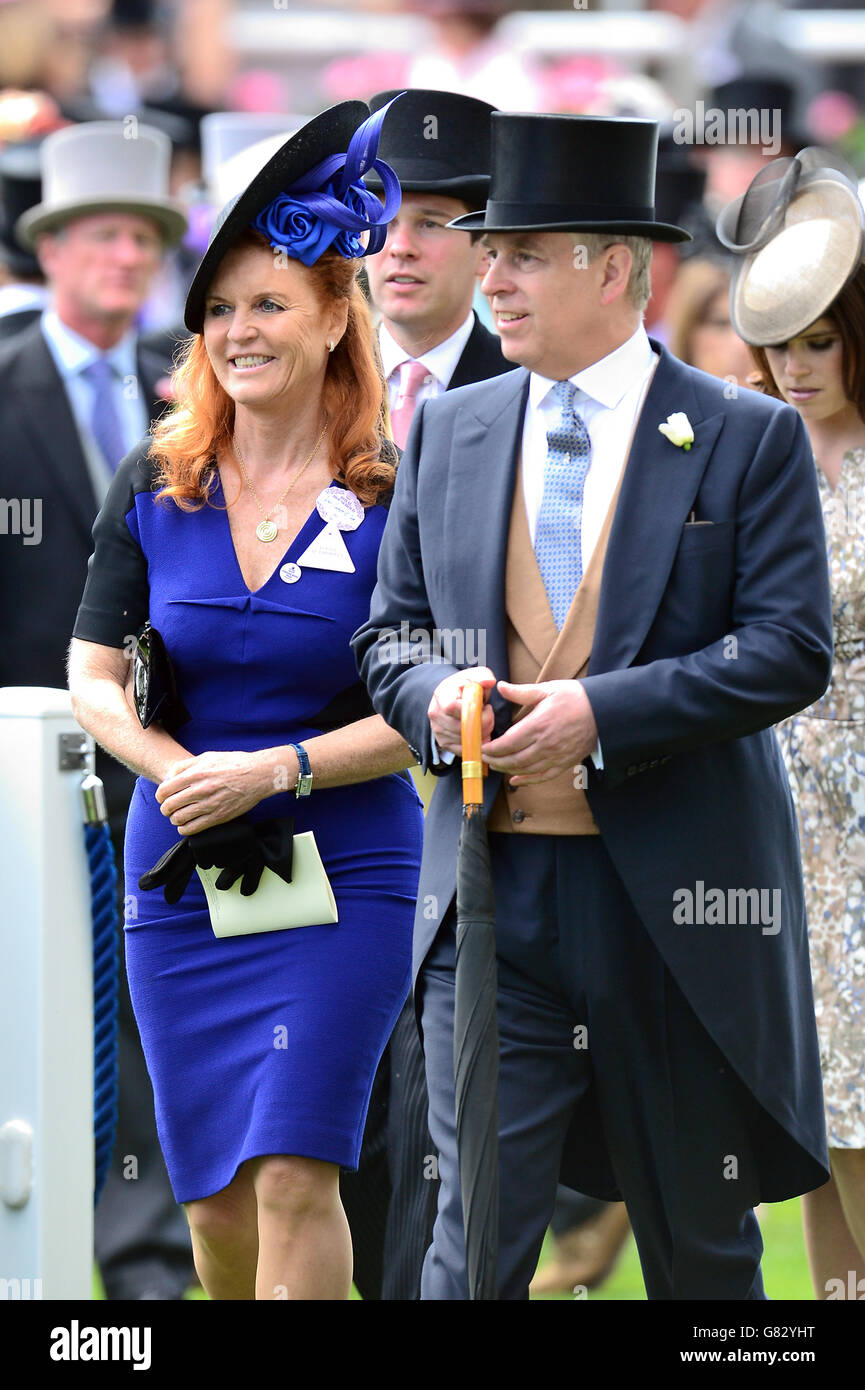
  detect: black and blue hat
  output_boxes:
[184,100,402,333]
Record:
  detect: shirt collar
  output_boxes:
[529,323,655,412]
[379,311,475,388]
[41,308,138,382]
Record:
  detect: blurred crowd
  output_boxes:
[4,0,865,347]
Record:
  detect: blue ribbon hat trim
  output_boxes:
[252,97,403,266]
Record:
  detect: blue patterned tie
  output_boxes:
[81,357,126,473]
[534,380,592,629]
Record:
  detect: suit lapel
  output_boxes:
[591,345,725,674]
[443,368,529,722]
[13,327,98,542]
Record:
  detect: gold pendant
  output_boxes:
[256,519,278,543]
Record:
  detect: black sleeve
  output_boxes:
[72,440,158,649]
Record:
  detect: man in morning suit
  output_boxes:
[0,120,195,1301]
[343,88,512,1301]
[364,89,511,448]
[353,113,833,1299]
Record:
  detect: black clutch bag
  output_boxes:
[133,622,190,733]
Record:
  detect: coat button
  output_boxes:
[512,809,525,824]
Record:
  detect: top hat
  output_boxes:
[364,89,496,209]
[449,113,691,242]
[655,132,707,229]
[184,100,402,334]
[15,120,188,250]
[709,74,811,154]
[0,143,43,277]
[716,146,865,345]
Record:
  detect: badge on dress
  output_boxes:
[295,487,365,573]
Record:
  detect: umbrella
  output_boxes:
[453,680,500,1300]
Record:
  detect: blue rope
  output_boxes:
[85,821,119,1206]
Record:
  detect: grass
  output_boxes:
[530,1198,813,1300]
[92,1196,813,1301]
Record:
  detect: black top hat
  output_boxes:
[708,74,811,153]
[655,132,707,229]
[449,114,691,242]
[364,89,496,209]
[184,101,401,333]
[0,144,43,278]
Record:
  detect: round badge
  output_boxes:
[316,487,364,531]
[279,562,302,584]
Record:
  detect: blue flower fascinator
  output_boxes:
[252,99,402,266]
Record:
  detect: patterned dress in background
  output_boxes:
[777,446,865,1148]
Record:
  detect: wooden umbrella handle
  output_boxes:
[461,680,486,806]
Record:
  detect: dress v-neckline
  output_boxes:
[218,474,336,596]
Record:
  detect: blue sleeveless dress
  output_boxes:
[74,446,423,1203]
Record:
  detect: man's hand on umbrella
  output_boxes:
[428,668,497,756]
[481,679,598,785]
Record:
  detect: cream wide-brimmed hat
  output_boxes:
[15,120,188,249]
[716,148,864,346]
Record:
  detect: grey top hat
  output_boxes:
[15,120,188,250]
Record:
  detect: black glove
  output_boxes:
[137,838,195,905]
[139,817,296,904]
[190,819,267,897]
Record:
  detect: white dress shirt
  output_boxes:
[380,311,475,413]
[40,309,149,505]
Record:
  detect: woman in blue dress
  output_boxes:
[68,102,423,1300]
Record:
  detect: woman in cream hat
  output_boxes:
[719,149,865,1299]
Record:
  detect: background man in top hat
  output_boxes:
[364,88,511,451]
[355,112,833,1299]
[0,119,195,1300]
[340,87,512,1302]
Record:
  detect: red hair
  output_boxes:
[150,231,396,508]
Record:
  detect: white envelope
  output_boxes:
[196,830,338,938]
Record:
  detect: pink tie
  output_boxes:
[390,360,430,449]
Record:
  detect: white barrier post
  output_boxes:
[0,687,95,1300]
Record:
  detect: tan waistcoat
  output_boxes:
[487,455,627,835]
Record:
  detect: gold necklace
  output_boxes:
[233,424,328,543]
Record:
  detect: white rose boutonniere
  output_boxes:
[658,412,694,451]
